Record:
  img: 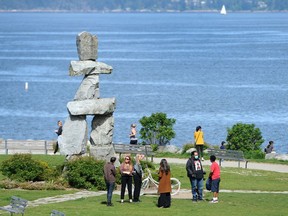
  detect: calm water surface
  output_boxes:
[0,12,288,153]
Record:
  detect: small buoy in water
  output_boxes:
[25,82,29,91]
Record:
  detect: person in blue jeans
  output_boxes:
[104,157,117,206]
[186,151,205,202]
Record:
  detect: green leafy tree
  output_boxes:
[139,112,176,146]
[226,123,264,153]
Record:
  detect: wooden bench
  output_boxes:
[113,144,155,162]
[0,196,28,216]
[50,210,65,216]
[207,148,248,168]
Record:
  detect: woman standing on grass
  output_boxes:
[120,155,133,203]
[157,159,171,208]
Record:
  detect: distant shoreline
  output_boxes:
[0,9,288,13]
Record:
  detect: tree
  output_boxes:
[139,112,176,146]
[226,123,264,153]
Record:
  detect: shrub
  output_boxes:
[226,123,264,153]
[244,150,265,159]
[181,143,195,154]
[64,156,105,190]
[139,112,176,146]
[0,154,53,182]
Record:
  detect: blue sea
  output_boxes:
[0,12,288,153]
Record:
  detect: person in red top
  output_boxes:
[209,155,221,203]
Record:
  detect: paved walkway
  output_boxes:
[153,157,288,173]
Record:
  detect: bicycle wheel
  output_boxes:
[140,178,149,195]
[170,178,181,195]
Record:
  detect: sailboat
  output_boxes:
[220,5,227,15]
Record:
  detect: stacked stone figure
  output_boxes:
[58,32,116,161]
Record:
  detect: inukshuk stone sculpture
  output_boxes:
[58,31,116,161]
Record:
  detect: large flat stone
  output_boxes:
[69,61,113,76]
[67,98,116,115]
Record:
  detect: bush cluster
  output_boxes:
[0,154,54,182]
[64,156,106,190]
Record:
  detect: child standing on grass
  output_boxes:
[209,155,221,203]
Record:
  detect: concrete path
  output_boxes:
[153,157,288,173]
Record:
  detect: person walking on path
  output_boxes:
[194,126,204,161]
[129,123,138,144]
[209,155,221,203]
[157,159,172,208]
[133,154,144,202]
[120,155,133,203]
[103,157,116,206]
[54,120,62,154]
[186,151,205,202]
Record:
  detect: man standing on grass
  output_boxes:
[104,157,116,206]
[186,151,205,202]
[209,155,221,203]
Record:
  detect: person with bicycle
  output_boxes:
[186,151,205,202]
[120,155,134,203]
[157,159,172,208]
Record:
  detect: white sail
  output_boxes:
[220,5,227,15]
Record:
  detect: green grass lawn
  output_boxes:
[0,155,288,215]
[12,193,288,216]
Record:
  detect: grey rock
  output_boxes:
[186,147,197,154]
[90,114,114,146]
[158,145,180,153]
[58,115,88,155]
[89,145,117,162]
[74,75,100,100]
[69,61,113,76]
[265,153,288,161]
[67,98,116,115]
[76,32,98,61]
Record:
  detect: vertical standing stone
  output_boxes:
[90,114,114,146]
[58,115,88,155]
[76,32,98,61]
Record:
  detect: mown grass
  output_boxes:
[0,155,288,215]
[11,193,288,216]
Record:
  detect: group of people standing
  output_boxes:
[103,154,173,208]
[103,152,221,207]
[103,154,144,206]
[186,151,221,203]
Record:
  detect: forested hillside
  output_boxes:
[0,0,287,12]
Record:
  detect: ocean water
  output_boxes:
[0,12,288,153]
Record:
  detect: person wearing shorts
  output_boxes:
[209,155,220,203]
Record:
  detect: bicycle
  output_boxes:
[140,168,181,196]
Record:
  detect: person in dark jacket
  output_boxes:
[104,157,117,206]
[53,120,62,154]
[133,154,144,202]
[186,151,205,202]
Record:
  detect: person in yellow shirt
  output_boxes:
[194,126,204,161]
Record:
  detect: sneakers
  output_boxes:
[129,199,133,203]
[201,157,204,161]
[107,203,113,206]
[209,199,218,203]
[121,199,124,203]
